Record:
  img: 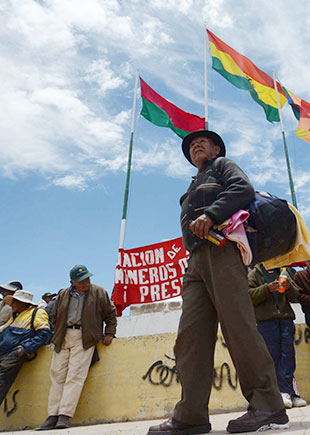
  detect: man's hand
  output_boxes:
[189,215,213,239]
[280,279,290,291]
[102,334,114,346]
[17,346,24,357]
[268,281,280,293]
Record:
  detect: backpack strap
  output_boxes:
[259,264,280,283]
[30,307,39,330]
[211,158,224,184]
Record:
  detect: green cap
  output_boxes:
[42,292,56,299]
[70,265,93,282]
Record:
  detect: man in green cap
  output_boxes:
[147,130,288,434]
[37,265,117,431]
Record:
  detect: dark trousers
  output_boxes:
[305,312,310,329]
[173,242,284,426]
[0,350,26,405]
[257,319,296,395]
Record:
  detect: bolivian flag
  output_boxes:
[207,30,287,122]
[283,87,310,144]
[140,77,205,139]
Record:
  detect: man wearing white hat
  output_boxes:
[0,281,23,326]
[0,290,51,406]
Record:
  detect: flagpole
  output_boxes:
[204,26,208,129]
[118,71,139,250]
[272,72,298,209]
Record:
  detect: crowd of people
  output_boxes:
[1,129,310,435]
[0,265,117,431]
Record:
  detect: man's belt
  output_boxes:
[67,324,82,329]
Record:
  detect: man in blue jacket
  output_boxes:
[0,289,51,405]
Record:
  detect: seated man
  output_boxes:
[0,290,51,406]
[37,292,57,309]
[248,264,306,409]
[0,281,23,326]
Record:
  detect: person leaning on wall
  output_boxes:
[0,290,51,406]
[0,281,23,326]
[36,265,117,431]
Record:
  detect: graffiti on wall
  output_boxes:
[143,355,238,391]
[142,354,179,387]
[1,390,19,417]
[213,363,238,390]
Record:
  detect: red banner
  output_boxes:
[112,237,189,316]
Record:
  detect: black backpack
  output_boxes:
[211,160,297,264]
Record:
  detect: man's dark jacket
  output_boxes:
[180,157,255,253]
[294,267,310,312]
[248,265,299,322]
[51,284,117,353]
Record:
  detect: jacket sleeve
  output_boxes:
[294,272,310,308]
[0,304,12,327]
[248,269,270,305]
[51,292,60,328]
[204,158,255,225]
[101,292,117,336]
[285,278,300,303]
[0,318,12,334]
[21,309,52,354]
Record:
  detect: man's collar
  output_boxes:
[199,157,218,173]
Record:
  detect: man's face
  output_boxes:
[43,295,53,304]
[71,277,91,293]
[11,300,29,314]
[189,137,220,169]
[2,289,15,299]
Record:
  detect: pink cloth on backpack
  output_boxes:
[216,210,253,266]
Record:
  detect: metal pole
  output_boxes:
[204,26,208,130]
[118,71,139,249]
[272,72,298,208]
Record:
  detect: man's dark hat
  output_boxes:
[182,130,226,165]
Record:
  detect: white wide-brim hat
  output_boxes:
[4,290,37,306]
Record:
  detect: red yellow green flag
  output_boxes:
[283,87,310,144]
[140,77,205,139]
[207,29,287,122]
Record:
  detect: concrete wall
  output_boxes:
[0,302,309,431]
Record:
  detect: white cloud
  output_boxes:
[53,174,87,190]
[84,60,126,96]
[0,0,309,197]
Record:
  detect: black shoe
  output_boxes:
[147,417,211,434]
[226,408,289,433]
[55,415,71,429]
[35,416,58,431]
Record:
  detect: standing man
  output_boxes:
[294,260,310,327]
[0,281,23,326]
[148,130,288,434]
[248,264,306,409]
[37,265,117,431]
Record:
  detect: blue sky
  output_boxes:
[1,0,310,305]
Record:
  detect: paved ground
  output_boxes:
[2,407,310,434]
